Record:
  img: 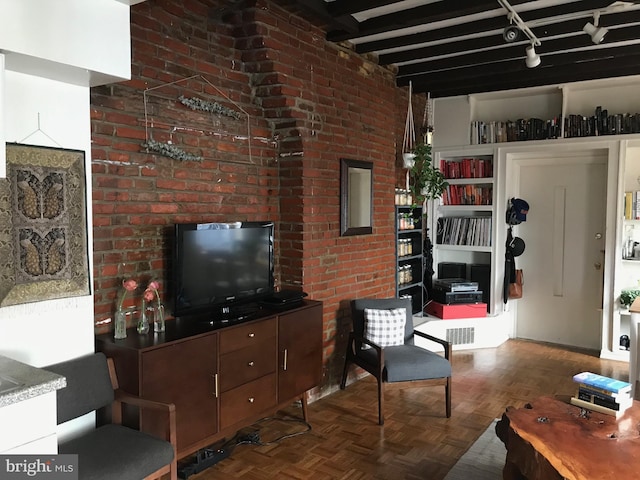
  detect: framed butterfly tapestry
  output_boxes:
[0,144,90,306]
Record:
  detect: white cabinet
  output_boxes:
[0,354,65,454]
[0,392,57,453]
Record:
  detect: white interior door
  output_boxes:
[513,153,607,350]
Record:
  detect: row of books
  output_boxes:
[436,216,492,247]
[442,185,492,206]
[439,158,493,179]
[570,371,633,418]
[470,117,561,144]
[623,191,640,220]
[564,109,640,138]
[470,107,640,145]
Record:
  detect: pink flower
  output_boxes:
[147,280,162,307]
[143,288,155,303]
[118,278,138,310]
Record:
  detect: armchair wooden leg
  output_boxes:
[340,354,351,390]
[378,379,384,425]
[301,392,309,422]
[445,376,452,418]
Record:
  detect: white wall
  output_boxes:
[0,0,131,85]
[0,72,94,367]
[0,0,133,368]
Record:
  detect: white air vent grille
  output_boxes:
[446,327,475,345]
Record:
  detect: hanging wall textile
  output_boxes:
[0,144,90,306]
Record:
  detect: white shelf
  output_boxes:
[434,75,640,149]
[446,178,493,185]
[439,205,493,212]
[435,244,492,253]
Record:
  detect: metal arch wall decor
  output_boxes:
[0,143,90,306]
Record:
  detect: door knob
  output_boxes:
[595,233,602,239]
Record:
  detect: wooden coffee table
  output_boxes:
[495,395,640,480]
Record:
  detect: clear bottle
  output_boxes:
[137,301,150,334]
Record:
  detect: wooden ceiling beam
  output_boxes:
[395,25,640,77]
[326,0,403,17]
[354,0,615,53]
[328,0,534,42]
[380,9,640,66]
[404,48,640,97]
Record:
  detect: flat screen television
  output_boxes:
[172,221,275,320]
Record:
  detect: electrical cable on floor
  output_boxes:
[177,414,311,479]
[236,414,312,446]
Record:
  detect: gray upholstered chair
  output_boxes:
[46,352,177,480]
[340,298,452,425]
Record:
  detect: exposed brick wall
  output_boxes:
[91,0,424,398]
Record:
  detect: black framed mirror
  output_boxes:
[340,158,373,236]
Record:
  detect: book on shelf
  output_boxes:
[570,396,631,418]
[625,192,633,220]
[440,157,493,179]
[436,217,492,247]
[572,372,632,395]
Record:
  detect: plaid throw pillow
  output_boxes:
[363,307,406,348]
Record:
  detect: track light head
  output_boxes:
[503,25,521,43]
[583,21,608,44]
[525,44,541,68]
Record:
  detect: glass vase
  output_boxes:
[137,301,150,334]
[114,306,134,340]
[153,303,166,333]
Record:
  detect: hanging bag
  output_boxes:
[509,269,523,299]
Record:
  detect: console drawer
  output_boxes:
[219,341,276,392]
[219,316,277,354]
[220,374,276,430]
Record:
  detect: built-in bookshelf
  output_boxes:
[431,149,496,314]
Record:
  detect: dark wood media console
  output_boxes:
[96,299,323,460]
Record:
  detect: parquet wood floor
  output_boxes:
[187,339,628,480]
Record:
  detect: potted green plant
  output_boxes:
[620,288,640,308]
[408,142,448,205]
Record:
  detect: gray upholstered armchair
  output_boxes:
[340,298,452,425]
[46,352,177,480]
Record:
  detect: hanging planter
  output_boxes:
[402,81,416,169]
[402,152,416,169]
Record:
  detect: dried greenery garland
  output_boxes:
[178,95,242,120]
[141,139,203,162]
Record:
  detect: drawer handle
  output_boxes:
[283,348,288,371]
[248,333,255,338]
[213,373,219,398]
[248,361,255,367]
[248,397,255,403]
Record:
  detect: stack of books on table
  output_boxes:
[570,372,633,418]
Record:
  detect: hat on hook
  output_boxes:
[507,198,529,225]
[510,236,526,257]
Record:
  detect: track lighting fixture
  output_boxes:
[525,44,541,68]
[498,0,543,67]
[583,12,608,44]
[503,25,520,43]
